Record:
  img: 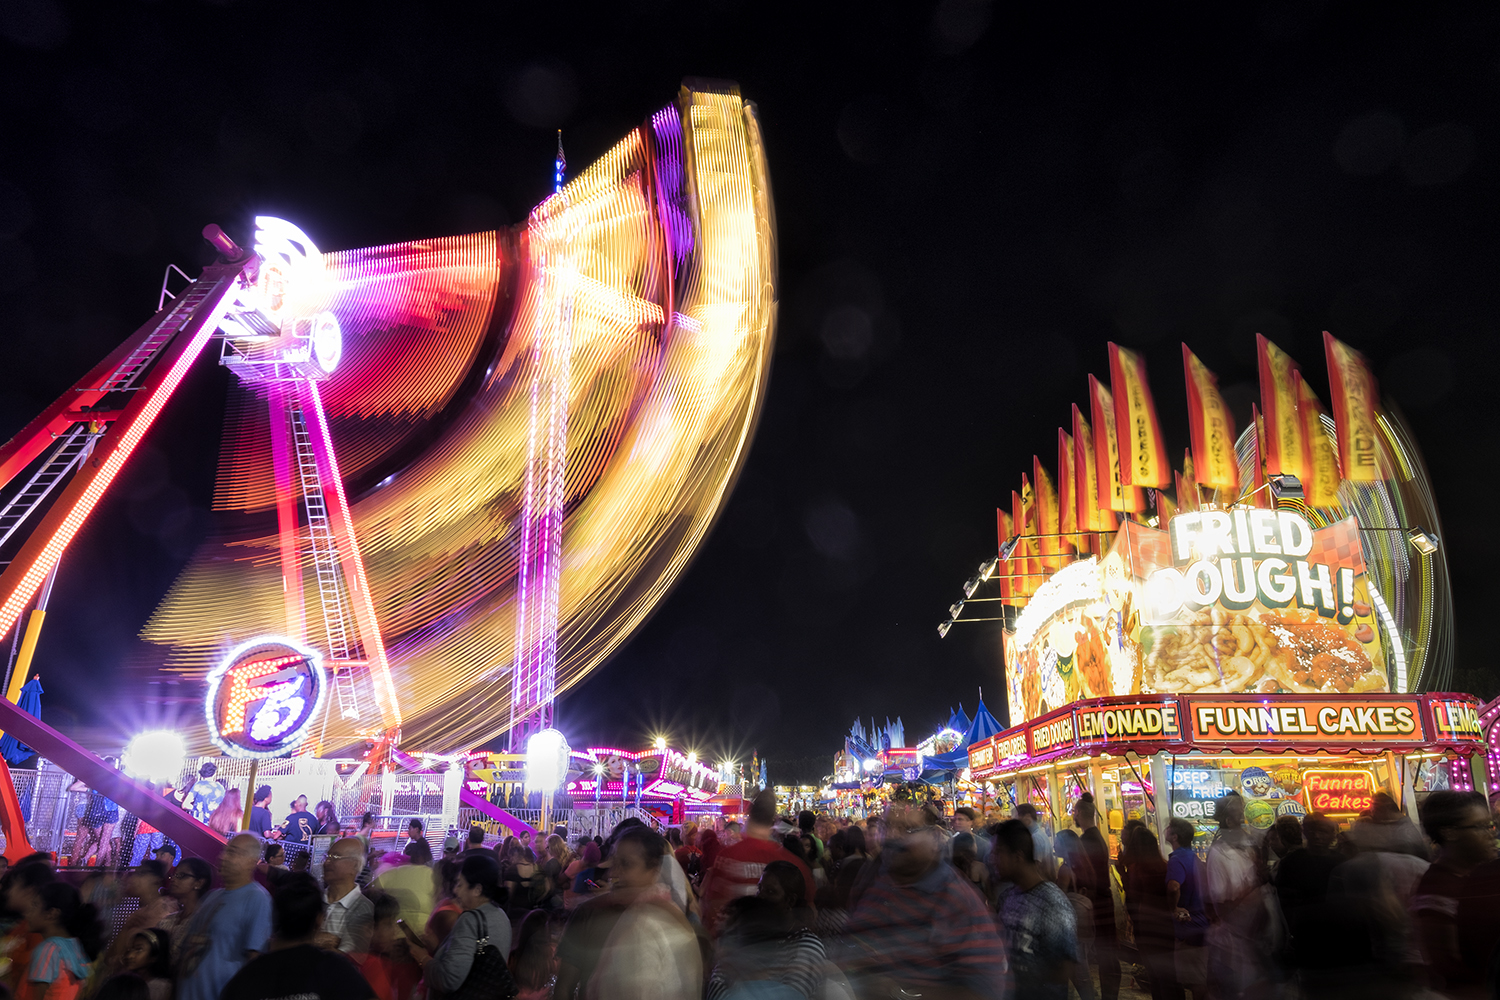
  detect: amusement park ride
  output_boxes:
[0,80,777,861]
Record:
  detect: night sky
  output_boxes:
[1,4,1497,782]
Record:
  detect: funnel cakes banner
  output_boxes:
[1004,509,1390,726]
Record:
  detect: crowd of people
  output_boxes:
[0,784,1495,1000]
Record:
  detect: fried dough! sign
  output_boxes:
[1003,512,1390,727]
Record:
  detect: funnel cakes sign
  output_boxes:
[1005,511,1393,725]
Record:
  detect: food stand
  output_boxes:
[970,689,1485,853]
[964,334,1489,855]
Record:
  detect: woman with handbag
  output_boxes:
[408,855,515,1000]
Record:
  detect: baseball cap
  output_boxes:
[442,835,461,854]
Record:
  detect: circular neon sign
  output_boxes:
[205,637,326,758]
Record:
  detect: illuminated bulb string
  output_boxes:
[508,180,576,749]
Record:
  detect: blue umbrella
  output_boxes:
[0,675,42,766]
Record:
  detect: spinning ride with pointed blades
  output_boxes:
[0,81,776,850]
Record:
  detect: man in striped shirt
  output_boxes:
[840,820,1007,998]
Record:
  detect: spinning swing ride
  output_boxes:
[0,81,776,855]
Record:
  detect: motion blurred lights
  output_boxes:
[525,728,570,792]
[123,730,186,785]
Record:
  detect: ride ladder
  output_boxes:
[287,399,362,725]
[0,427,98,559]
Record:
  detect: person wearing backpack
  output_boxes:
[408,854,515,1000]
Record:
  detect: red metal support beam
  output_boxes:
[0,256,252,643]
[0,695,225,864]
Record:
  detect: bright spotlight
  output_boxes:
[687,751,698,764]
[653,735,668,750]
[122,730,187,785]
[937,619,953,639]
[1407,527,1439,555]
[525,728,571,792]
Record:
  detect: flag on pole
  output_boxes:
[1256,334,1307,480]
[1057,429,1079,555]
[1020,474,1038,595]
[1108,343,1171,488]
[1177,448,1197,511]
[1088,375,1145,512]
[1155,489,1178,524]
[1033,457,1061,571]
[996,508,1014,602]
[1011,489,1031,598]
[1247,405,1269,507]
[1182,345,1239,491]
[1323,331,1382,482]
[1296,371,1342,506]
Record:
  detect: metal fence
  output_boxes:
[3,754,463,866]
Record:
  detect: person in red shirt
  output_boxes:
[699,790,814,934]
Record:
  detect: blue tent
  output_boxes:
[927,699,1004,769]
[945,703,972,736]
[0,676,42,766]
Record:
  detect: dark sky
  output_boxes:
[1,3,1497,781]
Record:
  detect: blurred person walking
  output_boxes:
[1124,827,1176,1000]
[1411,790,1500,1000]
[840,821,1006,998]
[1163,819,1206,1000]
[220,874,375,1000]
[699,791,814,934]
[26,882,103,1000]
[406,854,513,1000]
[1052,829,1097,1000]
[993,819,1077,1000]
[157,857,211,956]
[174,835,271,1000]
[1349,792,1427,859]
[1015,804,1055,873]
[585,825,701,1000]
[707,860,827,999]
[1073,792,1121,1000]
[1205,793,1270,1000]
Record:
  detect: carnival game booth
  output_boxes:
[969,690,1485,854]
[562,745,722,834]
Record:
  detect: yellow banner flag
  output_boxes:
[1155,489,1178,524]
[1323,331,1382,482]
[1072,405,1119,541]
[1109,343,1171,488]
[1176,447,1196,513]
[1296,371,1342,506]
[1088,375,1146,512]
[1181,345,1239,490]
[1256,334,1307,480]
[996,508,1013,602]
[1057,429,1078,555]
[1033,457,1061,572]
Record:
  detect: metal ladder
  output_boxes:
[287,400,361,722]
[0,425,98,557]
[94,278,217,393]
[0,281,218,560]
